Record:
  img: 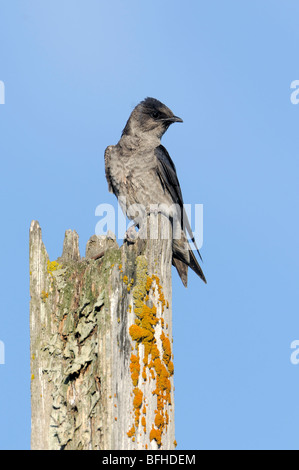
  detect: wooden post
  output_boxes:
[29,215,176,450]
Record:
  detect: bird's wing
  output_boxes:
[155,145,203,261]
[155,145,184,209]
[104,145,115,194]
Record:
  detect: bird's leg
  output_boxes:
[147,204,171,220]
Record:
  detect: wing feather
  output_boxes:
[155,145,203,261]
[104,146,115,194]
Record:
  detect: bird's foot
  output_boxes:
[146,206,171,220]
[147,207,161,217]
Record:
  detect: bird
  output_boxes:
[104,97,206,287]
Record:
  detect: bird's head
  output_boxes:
[122,97,183,140]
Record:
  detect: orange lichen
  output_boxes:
[153,358,172,408]
[161,332,174,376]
[127,263,174,448]
[145,276,153,292]
[167,361,174,376]
[133,388,143,428]
[155,412,164,429]
[127,426,136,438]
[130,354,140,387]
[161,332,171,365]
[133,387,143,409]
[123,276,135,294]
[41,290,49,303]
[150,426,162,447]
[141,416,147,434]
[129,324,154,344]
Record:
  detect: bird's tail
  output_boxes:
[172,232,207,287]
[188,249,207,284]
[172,258,188,288]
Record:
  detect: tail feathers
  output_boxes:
[183,207,203,262]
[173,250,207,287]
[191,237,203,263]
[172,258,188,288]
[172,232,207,286]
[188,249,207,284]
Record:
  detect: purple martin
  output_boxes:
[104,97,206,287]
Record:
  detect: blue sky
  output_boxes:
[1,0,299,450]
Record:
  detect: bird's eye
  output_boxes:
[151,111,160,119]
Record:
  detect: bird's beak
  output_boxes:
[162,116,183,124]
[171,115,183,123]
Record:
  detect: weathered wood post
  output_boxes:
[29,214,176,450]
